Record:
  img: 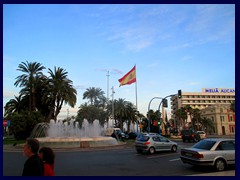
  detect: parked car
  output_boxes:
[181,129,200,142]
[197,131,207,140]
[180,138,235,171]
[135,134,178,154]
[111,129,129,141]
[127,132,139,140]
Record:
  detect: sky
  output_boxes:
[3,4,235,119]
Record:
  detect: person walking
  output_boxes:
[39,147,55,176]
[22,138,44,176]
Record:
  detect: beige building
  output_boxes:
[170,88,235,133]
[201,104,235,135]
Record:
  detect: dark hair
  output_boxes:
[26,138,40,154]
[39,147,55,165]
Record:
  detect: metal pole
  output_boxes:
[106,71,110,128]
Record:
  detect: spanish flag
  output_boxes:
[118,65,136,87]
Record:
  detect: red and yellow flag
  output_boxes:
[118,65,136,87]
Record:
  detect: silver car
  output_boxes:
[135,134,178,154]
[180,138,235,171]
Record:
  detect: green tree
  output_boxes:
[14,61,46,111]
[7,111,45,140]
[191,108,201,131]
[114,98,129,130]
[83,87,105,106]
[200,117,215,134]
[125,102,137,133]
[176,107,187,129]
[4,95,28,116]
[45,67,77,121]
[76,103,106,127]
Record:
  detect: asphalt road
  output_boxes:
[3,140,235,176]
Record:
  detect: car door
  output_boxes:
[159,136,172,150]
[215,140,235,165]
[152,136,162,151]
[221,140,235,165]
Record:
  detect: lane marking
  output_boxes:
[169,158,180,162]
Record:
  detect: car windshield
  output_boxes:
[192,140,216,150]
[197,131,205,134]
[137,135,150,142]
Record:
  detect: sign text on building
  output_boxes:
[203,88,235,93]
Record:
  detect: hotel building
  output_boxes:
[170,88,235,135]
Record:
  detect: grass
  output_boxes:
[3,137,25,145]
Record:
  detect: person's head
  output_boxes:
[39,147,55,165]
[23,138,40,157]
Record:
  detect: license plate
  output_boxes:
[185,153,192,157]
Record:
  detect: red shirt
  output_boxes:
[44,163,55,176]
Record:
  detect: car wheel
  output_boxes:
[214,159,226,171]
[171,145,177,152]
[149,147,155,154]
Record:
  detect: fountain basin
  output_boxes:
[36,136,119,148]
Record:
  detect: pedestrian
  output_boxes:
[39,147,55,176]
[22,138,44,176]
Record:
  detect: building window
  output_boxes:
[220,108,223,113]
[231,126,235,133]
[220,116,224,122]
[211,116,214,121]
[230,116,233,122]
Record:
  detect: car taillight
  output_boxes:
[145,142,150,145]
[193,153,204,159]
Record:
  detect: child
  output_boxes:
[39,147,55,176]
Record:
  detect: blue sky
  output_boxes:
[3,4,235,118]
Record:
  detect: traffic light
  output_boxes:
[163,99,168,107]
[178,90,182,99]
[158,121,161,125]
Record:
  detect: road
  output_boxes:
[3,140,235,176]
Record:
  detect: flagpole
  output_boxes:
[135,80,138,111]
[135,65,139,133]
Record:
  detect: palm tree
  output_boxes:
[125,102,137,132]
[83,87,105,106]
[176,107,187,130]
[14,61,46,111]
[200,117,215,134]
[4,95,28,116]
[114,98,129,130]
[44,67,77,121]
[191,108,201,131]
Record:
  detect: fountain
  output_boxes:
[30,119,119,148]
